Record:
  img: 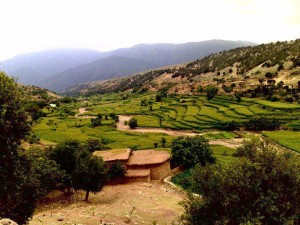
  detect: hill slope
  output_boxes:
[64,39,300,96]
[0,49,102,85]
[103,40,256,67]
[0,40,254,89]
[39,56,157,92]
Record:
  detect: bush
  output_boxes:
[181,139,300,225]
[107,162,126,181]
[171,136,215,169]
[128,118,138,129]
[245,117,280,131]
[205,85,219,100]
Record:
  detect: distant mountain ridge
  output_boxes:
[38,56,157,92]
[0,48,102,85]
[0,40,256,91]
[102,40,256,67]
[63,39,300,96]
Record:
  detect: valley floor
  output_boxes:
[30,182,184,225]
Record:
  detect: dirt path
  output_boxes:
[30,182,185,225]
[118,115,198,136]
[75,108,96,119]
[118,115,243,148]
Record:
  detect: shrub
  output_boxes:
[181,139,300,225]
[128,118,138,129]
[171,136,215,169]
[205,85,219,100]
[107,162,126,181]
[245,117,280,131]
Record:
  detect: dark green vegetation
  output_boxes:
[181,139,300,225]
[0,72,62,224]
[128,117,138,129]
[171,136,215,168]
[0,72,109,223]
[48,140,107,202]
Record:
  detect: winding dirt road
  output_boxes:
[74,109,243,148]
[118,115,243,148]
[75,108,96,119]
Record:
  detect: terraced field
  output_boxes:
[33,93,300,152]
[78,94,300,130]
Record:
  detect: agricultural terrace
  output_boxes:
[33,93,300,154]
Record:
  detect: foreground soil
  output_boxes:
[30,182,185,225]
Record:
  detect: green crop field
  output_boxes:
[32,93,300,153]
[263,131,300,153]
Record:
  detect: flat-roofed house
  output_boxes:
[93,149,171,183]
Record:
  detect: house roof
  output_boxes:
[93,148,131,162]
[127,150,170,166]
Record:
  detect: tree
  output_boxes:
[47,140,82,175]
[128,118,138,129]
[171,136,215,169]
[48,140,107,201]
[182,139,300,225]
[84,139,109,152]
[25,147,66,197]
[205,85,218,100]
[73,155,107,202]
[91,115,102,127]
[161,137,167,148]
[155,93,162,102]
[245,117,280,131]
[0,72,38,224]
[107,162,126,182]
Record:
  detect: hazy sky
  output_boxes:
[0,0,299,60]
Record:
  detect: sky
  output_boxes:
[0,0,299,60]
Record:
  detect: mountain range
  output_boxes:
[63,39,300,97]
[0,40,255,92]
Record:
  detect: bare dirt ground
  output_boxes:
[118,115,243,148]
[30,182,185,225]
[75,108,96,119]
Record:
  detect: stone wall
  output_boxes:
[124,175,150,183]
[127,160,171,180]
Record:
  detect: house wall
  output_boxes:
[127,160,171,180]
[150,160,171,180]
[125,175,150,183]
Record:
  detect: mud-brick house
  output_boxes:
[93,149,171,183]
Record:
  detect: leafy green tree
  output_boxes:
[171,136,215,169]
[48,140,107,201]
[205,85,219,100]
[107,162,126,182]
[128,117,138,129]
[91,117,102,127]
[47,140,82,175]
[245,117,280,131]
[25,147,66,197]
[155,93,162,102]
[84,139,109,152]
[73,155,107,201]
[182,139,300,225]
[0,72,37,224]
